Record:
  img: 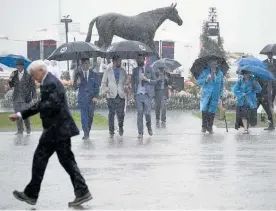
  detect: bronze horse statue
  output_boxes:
[85,3,183,56]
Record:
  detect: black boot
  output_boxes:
[207,112,215,134]
[264,123,275,130]
[201,111,208,133]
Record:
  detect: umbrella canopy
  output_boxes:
[190,55,229,79]
[235,58,267,68]
[105,41,157,59]
[151,58,182,73]
[240,65,275,80]
[0,54,31,70]
[260,44,276,56]
[47,41,105,61]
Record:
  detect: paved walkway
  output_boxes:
[0,111,275,209]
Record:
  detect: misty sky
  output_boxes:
[0,0,275,70]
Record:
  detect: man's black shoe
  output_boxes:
[156,121,160,128]
[68,192,92,207]
[119,127,124,136]
[13,190,37,205]
[161,122,166,128]
[201,127,207,133]
[147,127,153,136]
[264,126,275,131]
[207,128,214,134]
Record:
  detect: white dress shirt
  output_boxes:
[82,70,89,82]
[18,70,24,81]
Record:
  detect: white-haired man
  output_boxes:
[9,60,92,207]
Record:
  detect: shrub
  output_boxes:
[1,87,238,111]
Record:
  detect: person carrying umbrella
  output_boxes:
[8,59,37,135]
[197,59,224,134]
[233,70,262,134]
[100,55,128,138]
[132,54,157,138]
[154,67,172,128]
[73,58,99,140]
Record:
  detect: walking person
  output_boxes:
[9,60,92,207]
[132,55,157,138]
[255,53,276,130]
[101,55,127,138]
[197,59,224,134]
[233,70,262,134]
[263,53,276,105]
[154,67,172,128]
[8,59,37,135]
[73,58,99,140]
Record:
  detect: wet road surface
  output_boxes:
[0,111,276,209]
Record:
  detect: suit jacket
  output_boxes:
[101,65,127,98]
[132,66,157,98]
[155,72,172,98]
[8,70,37,103]
[73,69,99,108]
[20,72,79,142]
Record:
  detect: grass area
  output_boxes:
[0,112,108,130]
[194,111,275,128]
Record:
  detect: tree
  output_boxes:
[199,22,227,59]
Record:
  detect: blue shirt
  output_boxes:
[137,67,147,94]
[113,68,120,84]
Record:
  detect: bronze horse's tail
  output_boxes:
[85,17,98,42]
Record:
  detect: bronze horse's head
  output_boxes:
[167,3,183,26]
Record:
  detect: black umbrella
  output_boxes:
[190,55,229,79]
[105,41,157,59]
[47,41,105,61]
[260,44,276,56]
[151,58,182,73]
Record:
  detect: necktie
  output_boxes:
[84,71,87,82]
[141,68,144,87]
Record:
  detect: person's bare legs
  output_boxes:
[242,118,249,134]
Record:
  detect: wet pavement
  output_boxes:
[0,111,276,210]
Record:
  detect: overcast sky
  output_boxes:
[0,0,275,70]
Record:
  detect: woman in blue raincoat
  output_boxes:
[197,60,224,134]
[233,70,262,134]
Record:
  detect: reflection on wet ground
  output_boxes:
[0,112,275,209]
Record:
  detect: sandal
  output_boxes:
[243,129,249,134]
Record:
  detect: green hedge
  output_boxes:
[1,87,237,111]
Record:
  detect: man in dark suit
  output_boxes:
[9,60,92,207]
[256,53,276,130]
[132,55,157,138]
[73,58,99,140]
[154,68,172,128]
[8,59,37,135]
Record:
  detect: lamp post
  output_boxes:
[184,44,192,68]
[60,15,72,80]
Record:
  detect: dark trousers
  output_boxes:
[24,139,89,199]
[202,111,215,130]
[80,103,95,137]
[107,95,125,134]
[155,90,167,123]
[14,102,31,133]
[257,97,274,126]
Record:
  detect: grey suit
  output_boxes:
[101,65,127,134]
[9,70,37,133]
[132,66,157,134]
